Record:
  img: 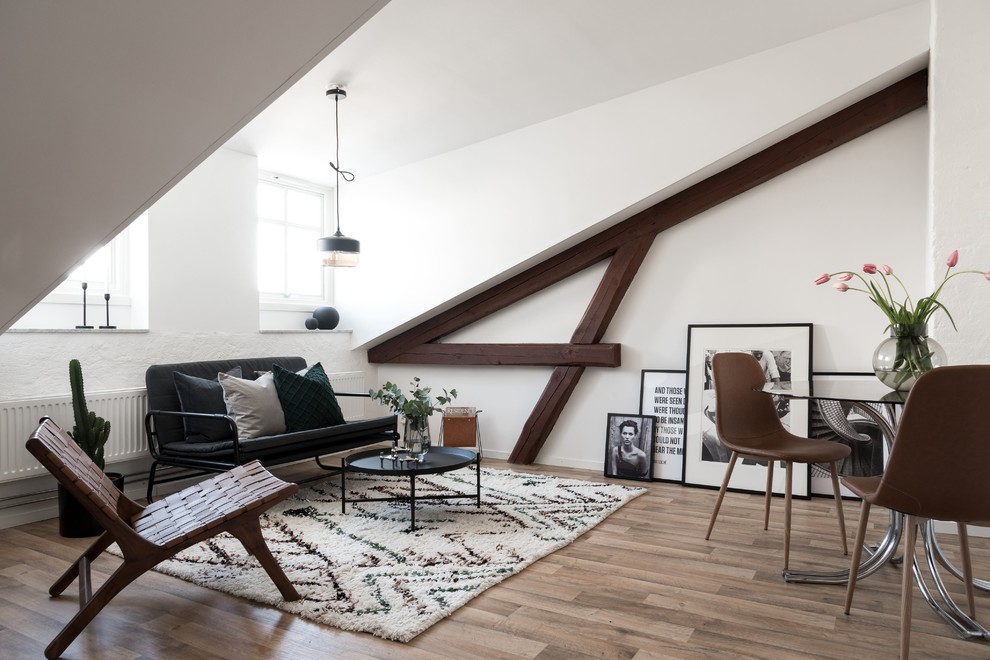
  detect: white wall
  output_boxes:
[341,3,930,348]
[0,148,371,400]
[374,111,928,470]
[929,0,990,364]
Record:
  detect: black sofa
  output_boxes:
[144,356,397,501]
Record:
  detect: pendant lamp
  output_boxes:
[318,85,360,267]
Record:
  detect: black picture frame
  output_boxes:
[809,372,893,498]
[683,323,813,495]
[639,369,686,483]
[603,413,656,482]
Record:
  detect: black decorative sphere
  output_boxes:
[313,306,340,330]
[304,317,319,330]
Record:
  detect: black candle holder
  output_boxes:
[99,292,115,329]
[75,282,93,329]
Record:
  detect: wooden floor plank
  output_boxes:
[0,458,988,659]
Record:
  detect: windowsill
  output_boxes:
[5,328,149,334]
[259,328,351,334]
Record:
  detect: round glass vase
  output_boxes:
[872,323,947,392]
[403,416,431,462]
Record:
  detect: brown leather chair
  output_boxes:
[705,352,851,571]
[842,365,990,659]
[26,417,302,659]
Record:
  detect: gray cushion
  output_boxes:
[219,370,287,439]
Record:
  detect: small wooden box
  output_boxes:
[441,407,480,450]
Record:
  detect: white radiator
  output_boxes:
[329,371,368,420]
[0,388,149,483]
[0,371,368,484]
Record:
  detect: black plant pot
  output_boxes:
[58,472,125,538]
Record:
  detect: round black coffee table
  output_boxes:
[341,446,481,531]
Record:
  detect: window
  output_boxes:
[257,173,331,304]
[51,214,144,301]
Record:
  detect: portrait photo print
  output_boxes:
[603,413,656,482]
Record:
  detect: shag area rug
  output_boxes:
[124,467,644,642]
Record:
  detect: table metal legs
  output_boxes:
[783,508,902,584]
[340,456,482,532]
[914,521,990,640]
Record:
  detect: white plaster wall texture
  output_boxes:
[930,0,990,364]
[0,331,367,401]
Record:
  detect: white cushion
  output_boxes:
[218,371,287,439]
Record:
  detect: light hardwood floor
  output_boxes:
[1,458,988,659]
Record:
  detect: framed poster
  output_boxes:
[603,413,655,482]
[639,370,686,483]
[683,323,813,495]
[809,372,893,498]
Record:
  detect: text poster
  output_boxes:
[639,370,686,482]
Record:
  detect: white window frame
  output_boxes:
[257,171,334,310]
[45,219,137,305]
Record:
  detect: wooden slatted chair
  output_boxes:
[26,417,302,659]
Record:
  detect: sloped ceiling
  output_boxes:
[1,0,921,333]
[0,0,388,333]
[225,0,920,185]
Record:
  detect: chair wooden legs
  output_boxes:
[957,522,976,619]
[844,500,871,614]
[764,460,774,531]
[848,509,919,659]
[705,452,740,540]
[228,517,302,602]
[900,515,918,660]
[828,462,848,556]
[46,559,149,659]
[783,461,793,570]
[49,531,114,597]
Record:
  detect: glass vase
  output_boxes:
[872,323,947,392]
[403,416,431,462]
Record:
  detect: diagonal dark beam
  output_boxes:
[369,70,927,366]
[509,238,655,464]
[368,69,928,465]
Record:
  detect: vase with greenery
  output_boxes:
[370,377,457,460]
[815,249,990,391]
[60,359,120,537]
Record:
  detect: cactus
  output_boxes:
[69,359,111,471]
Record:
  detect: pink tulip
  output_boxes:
[985,271,990,281]
[833,282,849,292]
[863,264,877,274]
[814,273,830,285]
[947,250,959,267]
[837,273,853,281]
[881,265,893,275]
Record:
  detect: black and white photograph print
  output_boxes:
[683,323,813,495]
[604,413,656,482]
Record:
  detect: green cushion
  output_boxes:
[273,362,346,432]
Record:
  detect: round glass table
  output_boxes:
[342,446,481,531]
[764,380,989,641]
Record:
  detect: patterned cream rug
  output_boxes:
[133,467,645,642]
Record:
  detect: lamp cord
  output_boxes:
[330,93,354,234]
